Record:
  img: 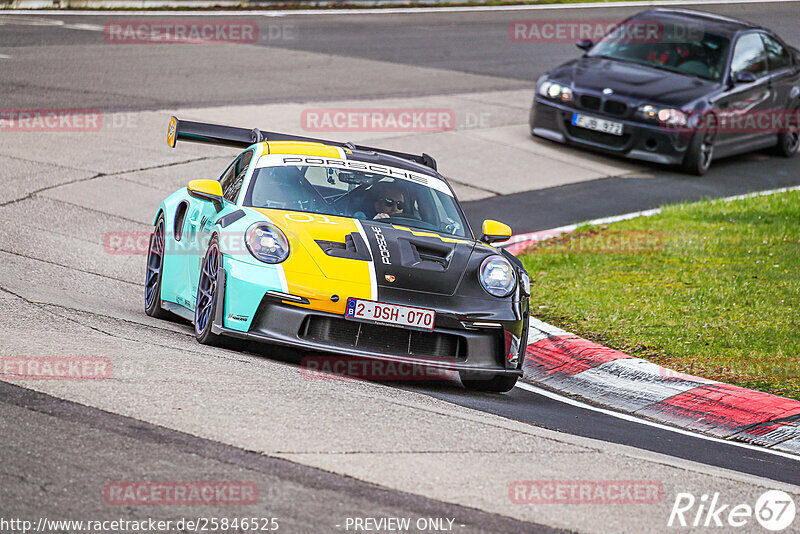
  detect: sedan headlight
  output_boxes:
[538,80,573,103]
[637,104,687,126]
[245,222,290,264]
[479,256,516,298]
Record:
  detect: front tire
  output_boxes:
[194,236,243,350]
[460,373,518,393]
[773,103,800,157]
[145,213,170,319]
[682,113,717,176]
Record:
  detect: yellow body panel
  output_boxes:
[187,179,223,197]
[167,116,178,148]
[252,208,373,314]
[390,225,473,245]
[480,219,512,243]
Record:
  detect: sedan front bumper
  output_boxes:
[530,97,693,165]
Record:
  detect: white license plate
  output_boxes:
[346,298,435,330]
[572,113,624,136]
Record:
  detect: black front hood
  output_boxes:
[549,56,719,107]
[359,222,476,296]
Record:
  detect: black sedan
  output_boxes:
[529,8,800,175]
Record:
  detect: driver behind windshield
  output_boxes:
[355,181,406,220]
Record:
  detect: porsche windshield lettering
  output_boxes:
[278,156,438,192]
[242,158,469,238]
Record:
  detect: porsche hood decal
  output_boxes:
[359,222,475,296]
[251,208,476,310]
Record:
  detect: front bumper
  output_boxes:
[212,260,528,377]
[530,97,693,165]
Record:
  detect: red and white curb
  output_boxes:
[506,186,800,455]
[521,318,800,454]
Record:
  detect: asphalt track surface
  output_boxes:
[0,380,558,534]
[1,2,800,531]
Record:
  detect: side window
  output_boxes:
[220,150,253,203]
[762,34,791,71]
[218,160,236,197]
[730,33,768,79]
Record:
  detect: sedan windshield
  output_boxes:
[587,17,731,81]
[242,163,469,238]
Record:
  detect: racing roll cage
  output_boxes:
[166,116,438,171]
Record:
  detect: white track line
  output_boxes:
[4,0,799,16]
[580,184,800,226]
[515,381,800,462]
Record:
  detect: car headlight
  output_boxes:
[479,256,516,298]
[538,80,573,103]
[245,222,290,264]
[637,104,687,126]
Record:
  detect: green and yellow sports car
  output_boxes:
[145,117,530,392]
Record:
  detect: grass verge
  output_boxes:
[519,189,800,401]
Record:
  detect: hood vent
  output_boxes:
[401,239,453,271]
[316,232,371,261]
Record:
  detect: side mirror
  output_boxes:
[576,39,593,52]
[480,220,512,244]
[187,179,223,212]
[733,71,757,84]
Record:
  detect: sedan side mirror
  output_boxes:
[576,39,593,52]
[187,179,224,212]
[733,71,757,84]
[480,220,512,244]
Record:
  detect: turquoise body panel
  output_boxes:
[222,255,284,332]
[154,181,284,331]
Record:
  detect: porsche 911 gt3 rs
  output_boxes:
[145,117,530,392]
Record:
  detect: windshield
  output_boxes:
[587,17,731,81]
[242,161,469,238]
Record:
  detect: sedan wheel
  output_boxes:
[774,104,800,157]
[682,113,717,176]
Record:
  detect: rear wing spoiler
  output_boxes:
[166,116,437,171]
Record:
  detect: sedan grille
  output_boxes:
[580,95,602,111]
[603,100,628,116]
